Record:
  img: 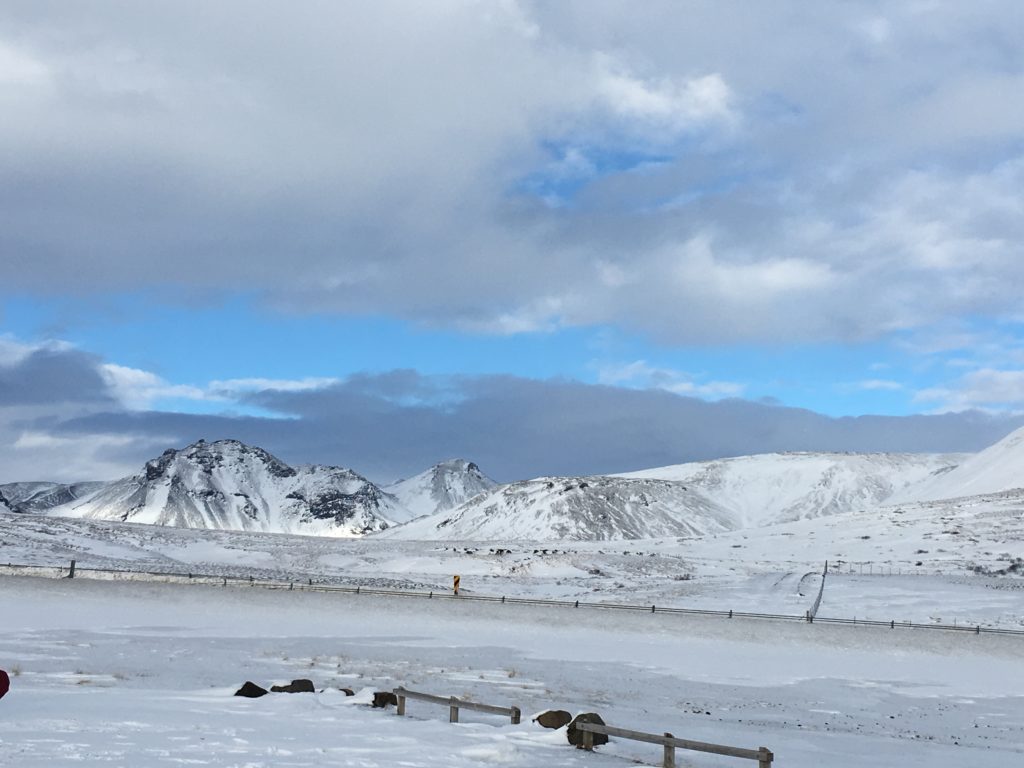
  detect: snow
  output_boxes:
[385,475,735,541]
[1,575,1022,767]
[386,459,497,520]
[3,432,1024,765]
[617,451,964,526]
[31,439,403,537]
[900,425,1024,502]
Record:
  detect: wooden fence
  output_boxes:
[575,721,773,768]
[393,686,521,724]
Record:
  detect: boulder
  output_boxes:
[234,681,269,698]
[340,688,355,696]
[372,691,398,708]
[533,709,572,729]
[270,678,315,694]
[567,713,608,747]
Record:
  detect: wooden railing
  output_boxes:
[575,721,773,768]
[393,687,521,724]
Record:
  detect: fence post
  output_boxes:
[663,732,675,768]
[449,696,459,723]
[397,692,406,716]
[581,727,594,751]
[68,559,76,579]
[510,706,521,725]
[758,747,773,767]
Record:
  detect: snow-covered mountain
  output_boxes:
[0,488,10,514]
[617,451,964,526]
[43,439,403,537]
[899,425,1024,502]
[382,450,963,541]
[385,459,496,519]
[0,436,1004,543]
[0,481,107,513]
[383,475,735,541]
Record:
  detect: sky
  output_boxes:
[2,1,1024,483]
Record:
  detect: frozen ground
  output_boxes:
[1,576,1023,767]
[3,495,1024,767]
[3,506,1023,629]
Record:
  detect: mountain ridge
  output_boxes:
[5,426,1024,541]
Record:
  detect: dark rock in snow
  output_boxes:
[567,713,608,747]
[533,709,572,729]
[340,687,355,696]
[372,691,398,708]
[270,678,315,694]
[234,681,269,698]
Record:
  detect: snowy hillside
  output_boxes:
[617,451,963,526]
[385,475,734,541]
[385,459,496,519]
[900,425,1024,502]
[382,451,963,541]
[0,480,107,513]
[44,439,403,537]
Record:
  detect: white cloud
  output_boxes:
[100,364,210,410]
[915,369,1024,412]
[593,55,735,138]
[597,359,744,399]
[1,2,1024,347]
[857,379,903,391]
[0,41,49,85]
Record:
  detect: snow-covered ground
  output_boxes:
[3,453,1024,767]
[1,576,1022,768]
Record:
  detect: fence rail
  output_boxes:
[576,721,773,767]
[393,687,521,724]
[3,560,1023,637]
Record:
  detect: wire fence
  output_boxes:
[2,559,1023,638]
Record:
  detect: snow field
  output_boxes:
[1,576,1023,767]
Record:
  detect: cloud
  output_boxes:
[916,368,1024,413]
[1,3,1022,344]
[5,348,1017,484]
[856,379,903,391]
[0,341,113,406]
[597,360,744,398]
[100,364,209,410]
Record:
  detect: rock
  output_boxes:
[340,688,355,696]
[270,678,315,694]
[234,681,268,698]
[533,709,572,729]
[567,713,608,747]
[372,691,398,708]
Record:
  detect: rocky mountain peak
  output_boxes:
[144,439,297,482]
[385,458,497,519]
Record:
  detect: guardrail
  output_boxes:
[3,559,1023,637]
[575,721,773,768]
[393,687,521,724]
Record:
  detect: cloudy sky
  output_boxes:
[2,1,1024,483]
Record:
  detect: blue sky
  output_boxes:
[2,2,1024,481]
[4,291,924,418]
